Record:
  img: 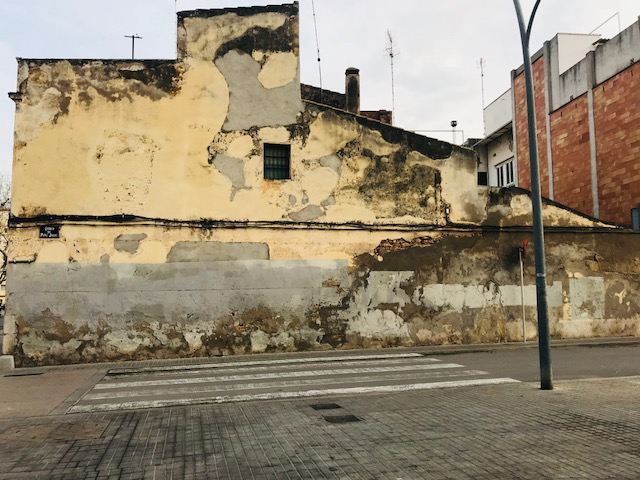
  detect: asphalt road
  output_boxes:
[54,342,639,414]
[432,343,640,382]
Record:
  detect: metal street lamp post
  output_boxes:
[512,0,553,390]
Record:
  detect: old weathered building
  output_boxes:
[4,3,640,365]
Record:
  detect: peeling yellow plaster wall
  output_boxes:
[257,52,298,89]
[12,58,230,220]
[10,2,609,251]
[9,225,442,265]
[10,3,480,229]
[504,192,611,228]
[178,13,289,61]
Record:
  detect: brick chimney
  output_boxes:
[345,67,360,114]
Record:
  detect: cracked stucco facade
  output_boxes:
[5,3,640,365]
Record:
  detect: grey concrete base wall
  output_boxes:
[5,259,350,365]
[5,231,640,365]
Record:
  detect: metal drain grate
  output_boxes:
[310,403,342,410]
[323,414,361,424]
[4,372,43,377]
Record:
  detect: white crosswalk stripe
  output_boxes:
[95,362,466,389]
[67,353,519,413]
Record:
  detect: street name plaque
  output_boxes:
[39,225,60,239]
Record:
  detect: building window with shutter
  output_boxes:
[264,143,291,180]
[496,158,515,187]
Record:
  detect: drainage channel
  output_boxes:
[3,372,44,377]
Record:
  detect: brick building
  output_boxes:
[476,16,640,226]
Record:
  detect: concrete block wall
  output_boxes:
[594,18,640,86]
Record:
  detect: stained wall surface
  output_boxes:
[5,3,638,365]
[6,221,640,365]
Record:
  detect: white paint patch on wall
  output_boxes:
[413,280,564,310]
[347,271,414,339]
[367,271,413,308]
[345,270,576,341]
[570,276,605,319]
[348,308,411,339]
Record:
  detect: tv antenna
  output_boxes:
[311,0,323,102]
[125,34,142,60]
[478,58,486,110]
[386,30,396,125]
[478,57,486,132]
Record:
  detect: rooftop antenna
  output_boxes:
[478,57,486,133]
[125,34,142,60]
[478,58,486,110]
[386,30,396,125]
[311,0,323,102]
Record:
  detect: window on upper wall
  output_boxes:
[264,143,291,180]
[496,158,515,187]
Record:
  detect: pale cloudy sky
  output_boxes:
[0,0,637,175]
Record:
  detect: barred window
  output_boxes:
[264,143,291,180]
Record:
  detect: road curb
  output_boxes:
[0,354,14,370]
[4,336,639,372]
[408,336,640,356]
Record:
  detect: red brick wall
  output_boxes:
[514,55,640,225]
[550,95,593,216]
[514,57,549,196]
[594,62,640,225]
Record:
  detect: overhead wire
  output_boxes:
[311,0,323,102]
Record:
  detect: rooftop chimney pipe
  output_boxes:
[345,67,360,114]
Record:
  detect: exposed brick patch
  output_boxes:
[514,58,549,196]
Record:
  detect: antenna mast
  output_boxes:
[386,30,396,125]
[479,57,486,110]
[311,0,323,102]
[478,57,486,132]
[125,34,143,60]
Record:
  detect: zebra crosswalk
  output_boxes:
[67,352,518,413]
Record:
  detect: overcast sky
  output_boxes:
[0,0,637,175]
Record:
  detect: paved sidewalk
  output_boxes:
[0,341,639,479]
[0,375,639,479]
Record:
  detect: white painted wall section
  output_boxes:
[557,33,600,74]
[484,89,512,136]
[487,132,514,187]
